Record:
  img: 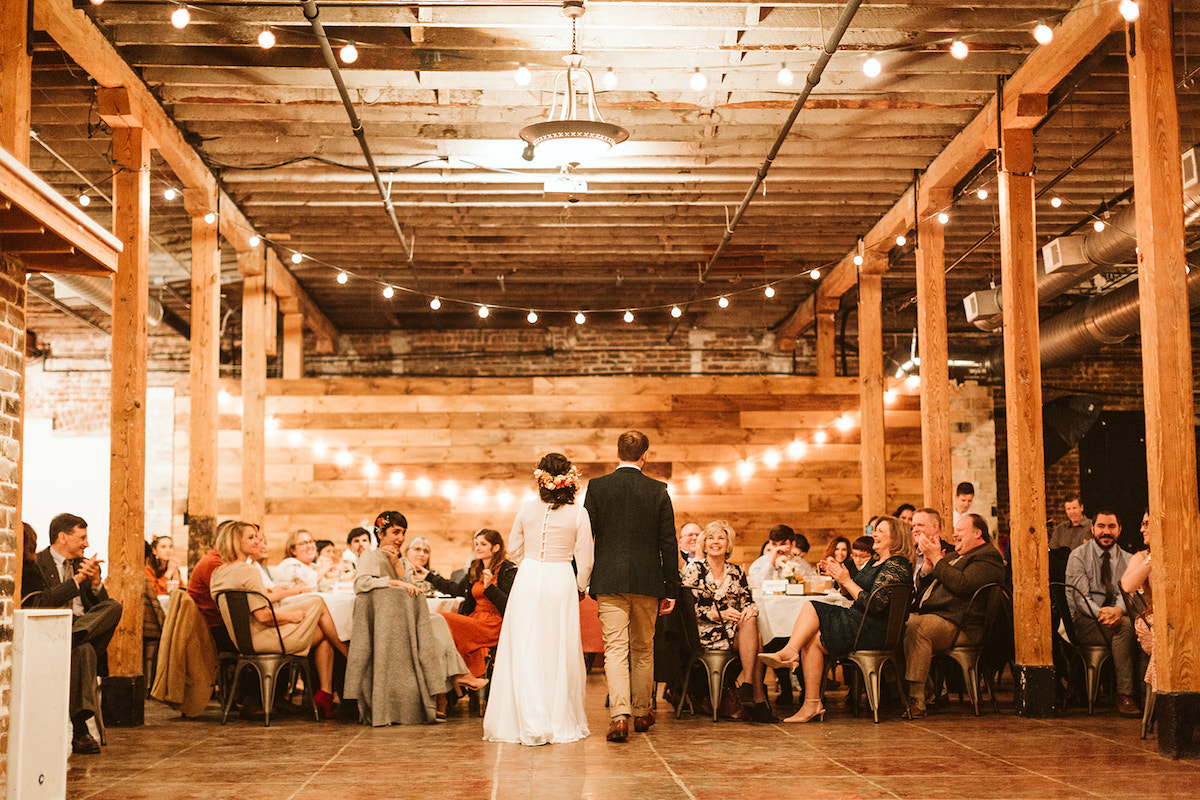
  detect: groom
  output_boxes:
[585,430,679,742]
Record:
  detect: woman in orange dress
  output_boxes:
[423,529,517,677]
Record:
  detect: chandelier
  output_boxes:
[519,0,629,167]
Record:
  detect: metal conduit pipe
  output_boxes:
[49,274,165,328]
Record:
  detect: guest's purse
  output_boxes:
[717,684,748,721]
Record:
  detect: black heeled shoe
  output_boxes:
[748,702,780,724]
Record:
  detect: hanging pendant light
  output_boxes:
[519,1,629,168]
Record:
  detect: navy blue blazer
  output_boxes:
[584,466,679,600]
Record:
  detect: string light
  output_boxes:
[441,480,459,499]
[895,234,906,247]
[863,55,881,78]
[950,39,969,60]
[603,68,618,90]
[382,285,394,299]
[1119,1,1139,22]
[712,468,729,486]
[430,297,442,310]
[258,28,276,49]
[415,477,432,496]
[264,415,280,431]
[623,310,634,323]
[1033,21,1054,46]
[336,450,353,467]
[884,388,897,405]
[311,439,327,458]
[813,429,829,444]
[671,306,682,318]
[690,68,708,91]
[287,431,302,447]
[937,211,950,224]
[764,286,776,298]
[809,268,821,280]
[835,414,854,432]
[171,5,191,30]
[853,254,864,266]
[478,305,490,319]
[336,271,348,284]
[1050,196,1063,208]
[77,192,90,207]
[1093,219,1106,232]
[292,252,304,264]
[497,489,513,508]
[777,63,794,86]
[686,475,701,493]
[976,188,989,200]
[736,460,755,480]
[762,449,781,469]
[389,470,404,485]
[514,64,531,86]
[363,460,379,479]
[204,212,216,224]
[787,440,807,459]
[575,311,586,324]
[248,235,261,247]
[905,374,921,389]
[527,310,538,324]
[339,43,359,64]
[718,296,729,308]
[163,187,177,201]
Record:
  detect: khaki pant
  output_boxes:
[597,593,660,718]
[903,612,960,710]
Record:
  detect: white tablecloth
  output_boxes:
[753,590,852,642]
[280,592,462,642]
[427,596,463,615]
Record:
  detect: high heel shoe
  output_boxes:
[757,652,798,670]
[453,674,489,693]
[314,689,335,720]
[782,699,825,724]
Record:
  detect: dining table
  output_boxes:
[279,590,462,641]
[753,589,853,642]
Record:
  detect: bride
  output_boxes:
[483,453,594,745]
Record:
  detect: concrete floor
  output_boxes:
[67,672,1199,800]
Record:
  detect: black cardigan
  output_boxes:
[427,560,517,616]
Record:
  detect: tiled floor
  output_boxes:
[67,673,1198,800]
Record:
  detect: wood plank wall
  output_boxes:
[173,376,923,569]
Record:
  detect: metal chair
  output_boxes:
[1049,581,1113,714]
[930,583,1010,715]
[674,588,741,722]
[214,589,319,726]
[840,581,913,723]
[1121,588,1156,738]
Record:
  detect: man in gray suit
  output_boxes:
[584,431,678,742]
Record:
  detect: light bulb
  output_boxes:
[478,305,490,319]
[690,68,707,91]
[895,235,907,247]
[937,211,950,224]
[813,429,829,444]
[763,449,781,469]
[339,43,359,64]
[204,212,216,224]
[527,310,538,324]
[712,468,729,486]
[835,414,854,432]
[686,475,701,493]
[171,5,190,30]
[336,271,348,284]
[884,388,897,405]
[1034,22,1054,46]
[363,460,379,479]
[258,29,276,49]
[265,415,279,432]
[603,68,618,90]
[1119,1,1139,22]
[382,285,394,299]
[1050,196,1062,208]
[623,310,634,323]
[430,297,441,310]
[389,470,404,485]
[905,373,921,389]
[514,64,531,86]
[976,187,989,200]
[671,306,682,318]
[863,55,882,78]
[717,296,729,308]
[163,187,177,201]
[312,440,327,457]
[950,39,969,60]
[291,252,303,264]
[1093,219,1106,232]
[248,235,261,247]
[90,0,104,5]
[77,193,90,207]
[764,286,776,298]
[809,268,821,280]
[853,254,864,266]
[787,440,806,459]
[336,450,352,467]
[777,64,794,86]
[575,311,586,324]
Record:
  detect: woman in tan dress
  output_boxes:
[210,519,348,718]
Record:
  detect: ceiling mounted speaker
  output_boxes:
[1043,394,1102,468]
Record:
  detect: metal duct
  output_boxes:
[50,274,166,328]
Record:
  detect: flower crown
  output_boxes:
[533,465,582,492]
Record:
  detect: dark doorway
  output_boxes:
[1077,411,1148,552]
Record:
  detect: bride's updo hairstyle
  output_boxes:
[533,452,582,509]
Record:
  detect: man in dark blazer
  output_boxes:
[903,512,1005,718]
[28,513,123,755]
[584,430,679,742]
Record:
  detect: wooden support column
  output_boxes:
[997,126,1054,716]
[915,189,953,523]
[858,255,887,522]
[241,252,267,529]
[187,213,220,566]
[0,0,31,164]
[814,292,837,378]
[1128,0,1200,757]
[281,309,305,380]
[106,116,150,718]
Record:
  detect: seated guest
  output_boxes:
[276,529,342,591]
[316,539,354,588]
[894,504,916,527]
[678,521,702,568]
[144,535,182,595]
[903,513,1006,717]
[1120,510,1154,691]
[210,519,349,719]
[405,536,438,596]
[1065,509,1140,717]
[850,535,875,571]
[352,511,485,720]
[747,524,795,588]
[27,513,123,755]
[682,521,776,722]
[824,536,851,565]
[910,508,951,589]
[759,515,915,723]
[343,526,372,565]
[424,529,517,678]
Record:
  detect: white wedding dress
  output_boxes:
[483,497,594,745]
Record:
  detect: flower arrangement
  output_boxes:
[778,558,807,584]
[533,465,582,491]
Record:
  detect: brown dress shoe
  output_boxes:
[606,716,629,742]
[633,711,655,732]
[1116,694,1141,718]
[905,699,926,719]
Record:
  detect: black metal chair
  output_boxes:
[674,588,741,722]
[214,589,319,726]
[1122,588,1156,738]
[929,583,1010,715]
[1049,581,1113,714]
[838,581,913,723]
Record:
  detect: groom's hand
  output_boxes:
[658,598,675,616]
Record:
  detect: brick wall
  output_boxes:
[0,252,27,788]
